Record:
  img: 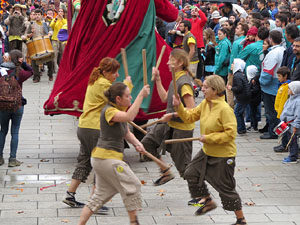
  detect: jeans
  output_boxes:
[234,102,247,132]
[0,106,24,159]
[262,92,279,136]
[288,132,298,161]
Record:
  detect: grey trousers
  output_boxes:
[184,150,242,211]
[141,123,193,176]
[72,127,100,182]
[87,158,142,212]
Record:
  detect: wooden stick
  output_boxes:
[140,119,164,129]
[128,121,147,135]
[171,67,177,96]
[152,45,166,81]
[165,137,200,144]
[142,49,147,86]
[285,132,295,152]
[143,151,169,171]
[121,48,129,78]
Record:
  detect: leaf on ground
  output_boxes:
[17,211,24,214]
[61,219,69,223]
[159,189,165,193]
[141,180,146,185]
[12,169,22,172]
[253,184,261,187]
[165,213,171,216]
[16,188,24,192]
[245,201,255,206]
[17,182,25,185]
[40,159,50,162]
[158,193,165,196]
[27,165,33,168]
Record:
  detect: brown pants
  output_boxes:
[184,150,242,211]
[141,123,193,176]
[72,127,100,182]
[87,158,142,212]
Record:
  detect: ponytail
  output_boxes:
[104,82,127,103]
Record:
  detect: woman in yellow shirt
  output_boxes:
[173,75,247,225]
[141,49,195,185]
[78,82,150,225]
[63,57,132,211]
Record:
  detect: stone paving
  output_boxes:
[0,73,300,225]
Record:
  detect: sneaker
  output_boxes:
[96,206,109,214]
[246,127,258,133]
[188,197,202,206]
[238,130,246,135]
[0,157,4,166]
[273,145,288,152]
[8,158,22,167]
[282,157,297,164]
[62,191,85,208]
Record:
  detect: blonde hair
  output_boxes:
[205,75,225,96]
[203,28,217,46]
[170,49,195,77]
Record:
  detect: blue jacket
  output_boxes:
[259,45,284,96]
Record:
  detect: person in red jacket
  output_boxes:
[185,6,207,79]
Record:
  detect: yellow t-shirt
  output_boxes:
[50,18,67,41]
[187,35,199,64]
[91,107,124,161]
[176,97,237,157]
[78,76,133,130]
[168,70,195,131]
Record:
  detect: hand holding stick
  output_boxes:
[142,49,147,86]
[152,45,166,81]
[121,48,129,78]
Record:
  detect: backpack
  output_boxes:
[0,68,22,111]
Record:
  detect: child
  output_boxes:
[227,58,251,134]
[273,66,290,152]
[280,81,300,164]
[246,65,261,132]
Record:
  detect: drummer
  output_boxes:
[27,9,54,83]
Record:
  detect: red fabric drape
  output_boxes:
[44,0,178,120]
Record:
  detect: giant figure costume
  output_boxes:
[44,0,178,120]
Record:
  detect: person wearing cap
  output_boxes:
[4,4,26,52]
[210,10,221,36]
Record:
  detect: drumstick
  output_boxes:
[140,118,165,129]
[171,67,178,96]
[142,49,147,86]
[121,48,129,78]
[165,137,200,144]
[152,45,166,81]
[128,121,147,135]
[143,151,170,171]
[285,132,295,152]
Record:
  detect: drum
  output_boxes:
[273,121,290,136]
[26,36,54,62]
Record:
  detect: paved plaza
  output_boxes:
[1,74,300,225]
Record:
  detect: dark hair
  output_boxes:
[34,9,43,15]
[295,13,300,20]
[251,19,261,28]
[294,37,300,42]
[258,0,266,5]
[276,14,288,25]
[88,57,120,85]
[285,24,300,39]
[9,49,23,79]
[104,82,128,104]
[250,12,263,20]
[237,22,249,36]
[219,27,229,36]
[269,30,283,44]
[277,66,290,79]
[243,0,249,5]
[257,26,269,40]
[181,20,192,31]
